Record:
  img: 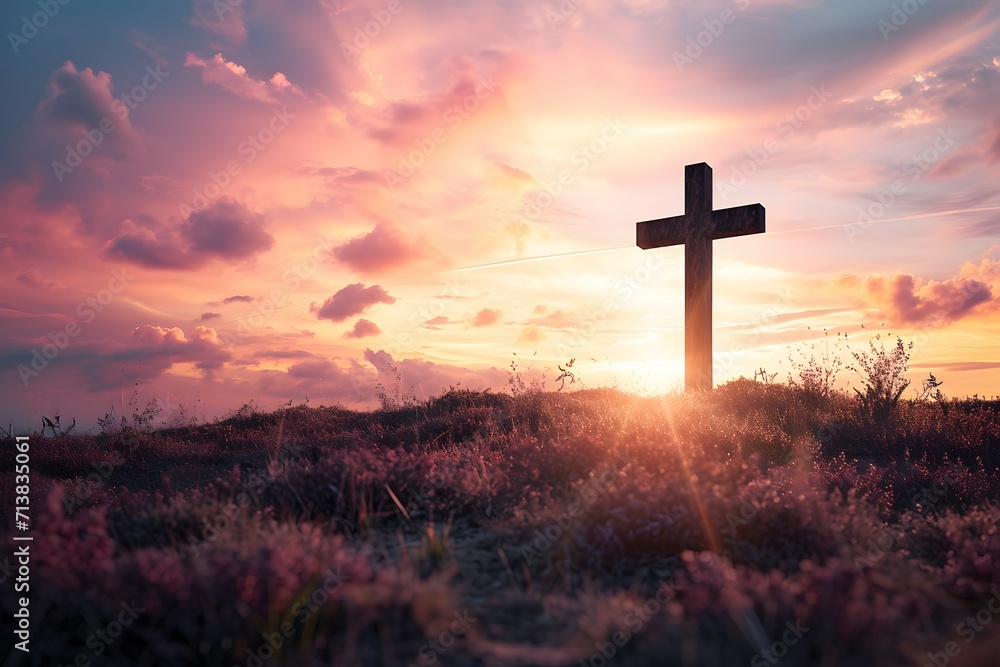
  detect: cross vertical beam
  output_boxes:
[635,162,766,392]
[685,163,713,392]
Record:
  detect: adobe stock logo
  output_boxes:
[178,106,295,217]
[878,0,931,40]
[339,0,411,63]
[52,65,170,183]
[672,0,751,72]
[7,0,73,54]
[751,620,810,666]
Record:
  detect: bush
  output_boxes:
[848,334,912,432]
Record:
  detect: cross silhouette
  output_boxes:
[636,163,765,391]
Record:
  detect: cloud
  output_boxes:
[184,53,301,103]
[518,325,545,342]
[862,273,993,325]
[363,349,507,400]
[222,295,254,304]
[252,357,376,404]
[989,116,1000,163]
[128,29,169,69]
[16,270,63,292]
[105,198,275,269]
[422,316,453,330]
[131,325,230,366]
[251,349,315,360]
[344,319,382,339]
[530,309,575,328]
[911,361,1000,373]
[491,162,537,195]
[78,325,232,389]
[332,222,430,274]
[37,62,122,129]
[34,61,141,158]
[472,308,501,327]
[310,284,396,323]
[199,312,222,321]
[105,220,187,268]
[959,247,1000,283]
[495,162,535,184]
[363,65,505,149]
[184,199,276,257]
[286,358,343,379]
[301,166,383,187]
[189,0,248,44]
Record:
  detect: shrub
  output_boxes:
[848,334,912,432]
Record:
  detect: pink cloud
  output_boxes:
[286,358,342,379]
[363,64,504,149]
[862,273,993,325]
[75,325,232,389]
[183,199,275,257]
[105,198,275,269]
[343,319,382,339]
[184,52,301,103]
[311,284,396,323]
[16,269,63,292]
[300,165,384,187]
[472,308,501,327]
[253,357,376,405]
[332,221,430,274]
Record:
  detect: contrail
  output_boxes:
[441,204,1000,273]
[769,204,1000,236]
[209,202,1000,323]
[441,246,634,274]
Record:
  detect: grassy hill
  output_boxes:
[2,381,1000,666]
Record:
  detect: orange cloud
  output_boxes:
[332,221,431,275]
[344,319,382,339]
[518,325,545,342]
[472,308,501,327]
[862,273,993,326]
[531,309,576,328]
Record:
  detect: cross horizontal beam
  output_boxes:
[708,204,765,240]
[635,204,765,249]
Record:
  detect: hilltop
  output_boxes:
[2,382,1000,666]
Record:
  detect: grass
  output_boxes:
[1,381,999,666]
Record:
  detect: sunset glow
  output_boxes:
[3,0,999,427]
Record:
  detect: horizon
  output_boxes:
[2,0,1000,429]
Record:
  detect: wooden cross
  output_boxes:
[636,163,765,391]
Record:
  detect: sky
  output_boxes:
[1,0,999,429]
